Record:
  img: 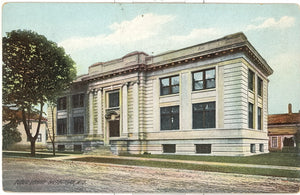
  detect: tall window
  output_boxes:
[57,97,67,110]
[193,102,216,129]
[248,103,254,128]
[161,106,179,130]
[248,69,254,91]
[258,77,263,96]
[257,107,262,130]
[57,118,67,135]
[73,116,84,134]
[109,91,119,108]
[193,68,216,91]
[271,137,278,148]
[72,94,84,108]
[37,134,42,142]
[160,75,179,95]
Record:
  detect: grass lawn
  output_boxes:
[71,157,300,178]
[121,152,300,167]
[2,151,66,158]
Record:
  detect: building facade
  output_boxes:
[268,104,300,152]
[47,32,273,156]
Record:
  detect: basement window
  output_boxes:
[74,145,82,152]
[162,144,176,153]
[259,144,264,152]
[58,145,65,152]
[195,144,211,154]
[250,144,256,153]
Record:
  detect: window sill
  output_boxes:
[159,93,179,98]
[192,88,216,94]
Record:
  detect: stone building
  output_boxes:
[47,32,273,156]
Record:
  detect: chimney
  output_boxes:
[288,103,292,115]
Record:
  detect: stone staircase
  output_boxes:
[84,145,115,156]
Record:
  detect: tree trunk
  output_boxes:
[52,141,55,156]
[30,140,36,156]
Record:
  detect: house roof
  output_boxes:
[268,113,300,125]
[3,106,47,122]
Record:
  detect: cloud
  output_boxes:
[246,16,295,31]
[59,13,175,53]
[170,28,221,42]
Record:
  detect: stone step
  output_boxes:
[84,145,115,156]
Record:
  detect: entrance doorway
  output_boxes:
[109,120,120,137]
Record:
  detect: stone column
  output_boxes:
[97,88,103,135]
[133,82,139,133]
[122,83,128,135]
[89,90,94,135]
[180,72,192,130]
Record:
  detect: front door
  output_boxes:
[109,120,120,137]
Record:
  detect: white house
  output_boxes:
[47,32,273,156]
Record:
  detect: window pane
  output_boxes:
[193,111,204,129]
[171,76,179,85]
[205,69,215,79]
[193,102,215,129]
[161,115,171,130]
[248,103,254,128]
[194,81,203,90]
[193,72,203,81]
[206,78,215,89]
[161,106,179,130]
[171,85,179,94]
[172,114,179,129]
[161,78,169,87]
[79,94,84,107]
[248,70,254,91]
[109,92,119,108]
[161,87,169,95]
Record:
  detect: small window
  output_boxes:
[160,106,179,130]
[248,69,254,91]
[195,144,211,154]
[271,137,278,148]
[257,107,262,130]
[109,91,120,108]
[162,144,176,153]
[57,118,67,135]
[248,103,254,129]
[250,144,256,153]
[73,116,84,134]
[74,145,82,152]
[160,75,179,95]
[259,144,264,152]
[37,134,42,142]
[193,68,216,91]
[258,77,263,96]
[58,145,65,151]
[193,102,216,129]
[57,97,67,110]
[72,93,84,108]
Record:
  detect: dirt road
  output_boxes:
[2,157,300,193]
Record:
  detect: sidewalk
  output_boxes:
[43,153,300,171]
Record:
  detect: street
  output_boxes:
[2,157,300,193]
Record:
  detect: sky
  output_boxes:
[2,2,300,114]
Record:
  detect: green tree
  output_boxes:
[2,106,22,150]
[3,30,76,156]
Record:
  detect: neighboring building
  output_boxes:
[3,109,48,150]
[268,104,300,152]
[47,32,273,156]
